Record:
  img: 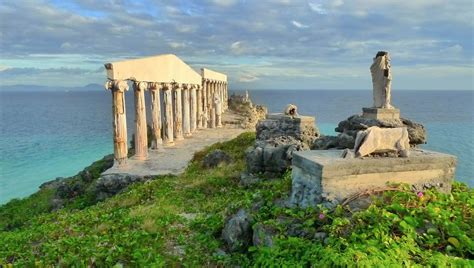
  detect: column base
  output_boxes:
[174,136,184,141]
[362,107,400,120]
[132,155,148,161]
[163,141,175,146]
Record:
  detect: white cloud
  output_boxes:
[291,20,309,29]
[308,2,327,14]
[230,41,246,54]
[209,0,238,7]
[168,42,186,49]
[239,74,259,82]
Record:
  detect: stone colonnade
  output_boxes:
[105,79,229,166]
[201,79,228,129]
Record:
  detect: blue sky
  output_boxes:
[0,0,472,90]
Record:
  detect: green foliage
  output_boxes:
[0,131,473,267]
[250,182,474,267]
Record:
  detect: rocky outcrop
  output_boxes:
[94,173,154,201]
[228,92,267,129]
[244,112,319,178]
[202,149,232,168]
[39,155,114,209]
[314,114,426,150]
[246,136,309,175]
[222,209,253,252]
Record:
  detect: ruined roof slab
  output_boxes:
[105,54,201,85]
[201,68,227,82]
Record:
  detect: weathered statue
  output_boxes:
[370,51,393,109]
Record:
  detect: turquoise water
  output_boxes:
[0,90,472,204]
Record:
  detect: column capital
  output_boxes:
[105,80,129,92]
[149,82,162,90]
[133,81,148,91]
[161,82,173,90]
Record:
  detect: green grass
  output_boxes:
[1,132,473,266]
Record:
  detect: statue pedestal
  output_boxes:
[362,107,400,120]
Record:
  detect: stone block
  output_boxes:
[290,149,457,208]
[257,113,319,144]
[362,107,400,120]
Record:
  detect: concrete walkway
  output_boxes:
[102,112,247,177]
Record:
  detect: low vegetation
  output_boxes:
[1,132,473,266]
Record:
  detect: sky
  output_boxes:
[0,0,472,90]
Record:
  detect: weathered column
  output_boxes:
[196,85,203,129]
[210,81,216,128]
[105,80,129,166]
[163,83,174,145]
[173,83,184,140]
[149,82,162,150]
[215,91,223,128]
[133,81,148,160]
[190,84,197,132]
[183,84,191,136]
[224,82,228,111]
[219,82,224,112]
[202,79,208,128]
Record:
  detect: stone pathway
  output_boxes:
[102,111,247,177]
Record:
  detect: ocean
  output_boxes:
[0,89,472,204]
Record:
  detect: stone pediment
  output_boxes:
[201,68,227,82]
[105,54,202,85]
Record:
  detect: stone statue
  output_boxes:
[370,51,393,109]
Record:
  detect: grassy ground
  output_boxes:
[0,132,473,266]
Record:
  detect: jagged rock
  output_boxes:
[245,113,319,177]
[314,232,328,242]
[39,177,65,190]
[55,178,86,199]
[228,92,267,129]
[246,136,308,176]
[334,114,426,146]
[240,172,262,187]
[222,209,253,252]
[252,223,276,247]
[202,149,232,168]
[94,174,153,201]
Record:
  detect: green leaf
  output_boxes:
[447,237,461,249]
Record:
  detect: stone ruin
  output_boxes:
[242,105,319,181]
[222,51,458,252]
[289,51,457,208]
[239,51,457,209]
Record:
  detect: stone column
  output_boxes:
[133,81,148,160]
[209,81,216,128]
[196,85,203,129]
[183,84,191,137]
[149,82,162,150]
[219,82,224,112]
[173,83,184,140]
[202,79,208,128]
[105,80,129,166]
[190,84,197,132]
[162,83,174,145]
[224,82,228,111]
[215,91,223,128]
